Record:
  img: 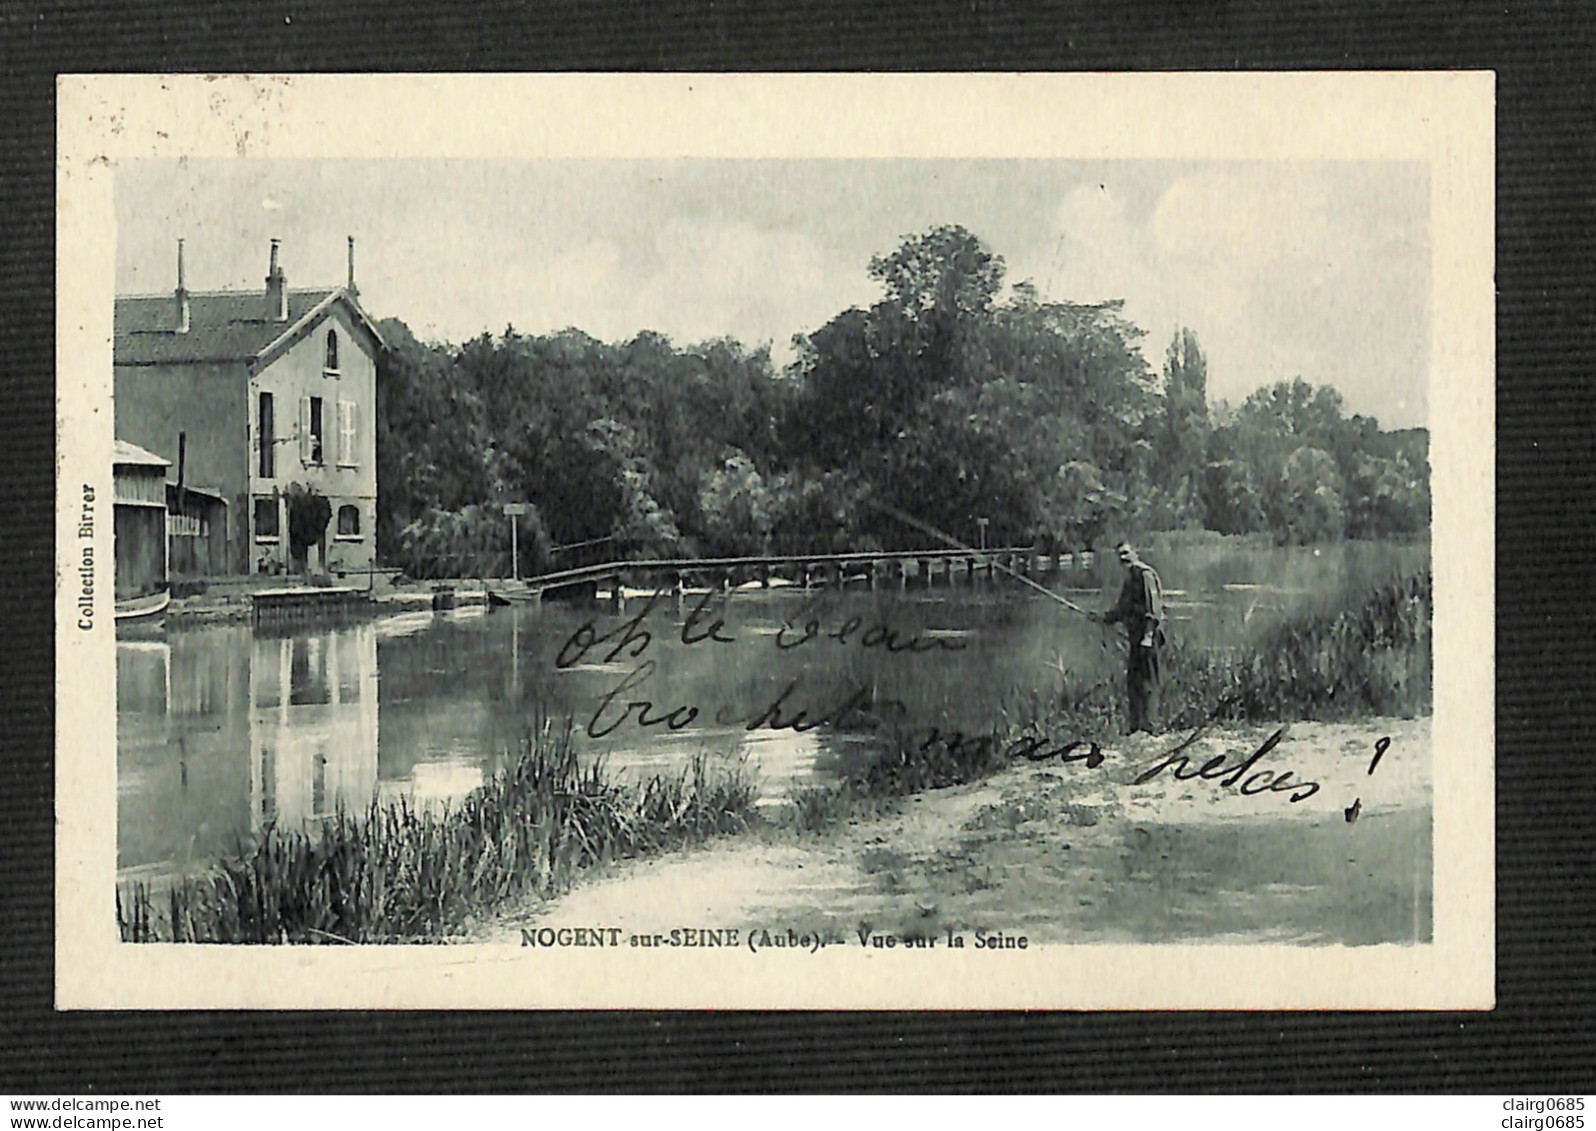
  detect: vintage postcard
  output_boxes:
[56,73,1494,1009]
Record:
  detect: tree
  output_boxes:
[1276,446,1345,544]
[867,224,1004,320]
[1203,458,1268,535]
[1209,378,1430,542]
[1157,327,1209,527]
[395,501,550,579]
[697,448,775,556]
[782,226,1159,552]
[375,318,501,559]
[1044,460,1124,549]
[284,483,331,573]
[1345,449,1430,539]
[584,418,682,556]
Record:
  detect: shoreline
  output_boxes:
[474,715,1432,948]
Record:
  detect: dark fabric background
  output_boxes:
[2,0,1592,1092]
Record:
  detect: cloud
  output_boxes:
[1032,181,1177,356]
[630,217,837,350]
[1150,170,1332,266]
[1032,167,1427,426]
[1054,182,1125,234]
[391,216,855,365]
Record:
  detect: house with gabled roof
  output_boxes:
[114,239,385,576]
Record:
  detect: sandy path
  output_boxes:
[478,716,1431,947]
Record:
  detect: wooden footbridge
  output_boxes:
[488,546,1100,609]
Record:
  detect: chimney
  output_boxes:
[264,238,288,322]
[346,235,358,298]
[174,238,190,334]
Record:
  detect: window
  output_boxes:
[337,400,359,467]
[337,504,361,538]
[308,396,324,464]
[258,392,274,479]
[169,513,206,537]
[254,498,280,540]
[324,328,339,373]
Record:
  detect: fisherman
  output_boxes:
[1097,539,1166,734]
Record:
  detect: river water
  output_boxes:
[117,538,1428,881]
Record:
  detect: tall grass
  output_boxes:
[118,720,757,943]
[1015,570,1433,738]
[1157,569,1432,729]
[789,570,1432,831]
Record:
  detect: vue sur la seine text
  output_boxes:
[520,924,1031,953]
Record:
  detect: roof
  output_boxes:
[114,287,386,367]
[112,439,169,468]
[165,481,228,505]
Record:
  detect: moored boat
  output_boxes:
[114,590,170,636]
[484,581,540,606]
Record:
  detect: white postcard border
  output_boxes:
[56,72,1494,1010]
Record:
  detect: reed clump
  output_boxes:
[118,721,757,944]
[790,571,1432,833]
[1158,570,1432,729]
[1024,570,1432,736]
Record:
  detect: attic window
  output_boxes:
[324,329,339,373]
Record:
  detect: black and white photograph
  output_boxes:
[55,73,1494,1009]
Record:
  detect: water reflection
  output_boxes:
[248,630,380,833]
[118,625,382,876]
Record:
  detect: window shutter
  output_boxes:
[347,402,359,467]
[299,395,312,463]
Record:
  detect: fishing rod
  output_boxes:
[864,497,1102,622]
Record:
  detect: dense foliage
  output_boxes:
[375,224,1429,572]
[283,483,331,570]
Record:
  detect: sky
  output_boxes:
[116,158,1430,428]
